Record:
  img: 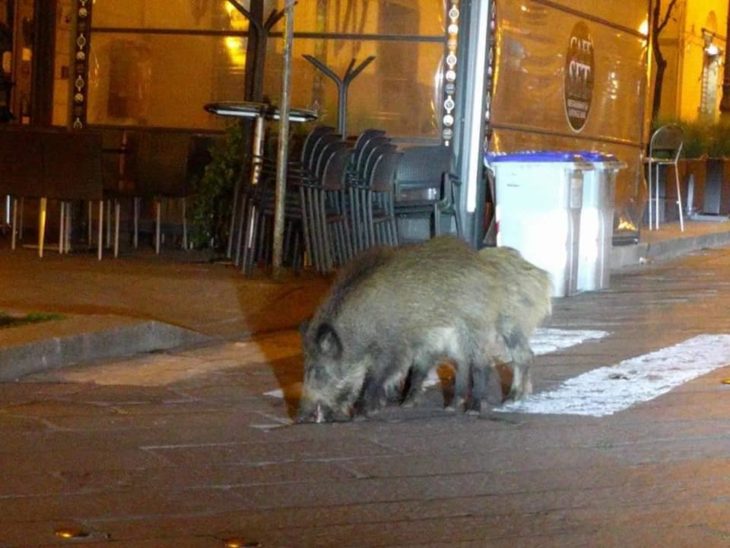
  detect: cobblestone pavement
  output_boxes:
[2,246,730,546]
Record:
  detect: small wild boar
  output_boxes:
[477,246,552,400]
[297,236,552,423]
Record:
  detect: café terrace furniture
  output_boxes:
[203,101,318,272]
[393,144,463,240]
[100,128,219,257]
[646,124,684,232]
[0,126,105,259]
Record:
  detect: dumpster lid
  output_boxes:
[486,150,583,163]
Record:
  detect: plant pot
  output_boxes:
[703,158,730,215]
[676,158,707,217]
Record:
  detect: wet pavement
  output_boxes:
[1,223,730,546]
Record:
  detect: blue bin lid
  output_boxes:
[577,151,618,162]
[485,150,618,163]
[486,150,582,163]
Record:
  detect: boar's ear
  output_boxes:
[315,323,343,359]
[299,318,311,337]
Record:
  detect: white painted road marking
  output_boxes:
[530,327,609,356]
[499,334,730,417]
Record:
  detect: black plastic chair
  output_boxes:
[393,145,462,240]
[348,141,397,252]
[368,148,402,248]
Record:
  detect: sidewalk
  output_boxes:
[1,221,730,546]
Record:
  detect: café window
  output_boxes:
[85,0,447,137]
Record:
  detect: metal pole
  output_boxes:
[272,0,296,278]
[720,2,730,114]
[454,0,492,247]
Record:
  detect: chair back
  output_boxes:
[321,146,353,191]
[299,125,335,167]
[352,135,391,182]
[394,145,451,202]
[307,132,343,174]
[313,140,349,180]
[352,128,387,152]
[649,124,683,163]
[363,143,397,187]
[369,149,403,193]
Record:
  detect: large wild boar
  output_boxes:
[297,236,551,423]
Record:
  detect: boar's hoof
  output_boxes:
[464,398,482,415]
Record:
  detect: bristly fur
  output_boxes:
[298,237,553,422]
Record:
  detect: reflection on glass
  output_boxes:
[88,0,446,137]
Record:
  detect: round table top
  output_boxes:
[204,101,318,123]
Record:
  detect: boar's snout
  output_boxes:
[297,398,353,424]
[296,401,328,424]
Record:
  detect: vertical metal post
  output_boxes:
[454,0,492,247]
[272,0,295,278]
[38,197,47,258]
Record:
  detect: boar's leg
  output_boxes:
[508,362,533,400]
[463,360,504,413]
[400,366,430,407]
[451,361,470,411]
[355,374,390,415]
[464,361,497,414]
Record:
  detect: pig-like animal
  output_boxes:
[298,236,508,422]
[477,246,552,400]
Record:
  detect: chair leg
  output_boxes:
[654,164,661,230]
[675,165,684,232]
[433,204,441,236]
[182,197,188,250]
[10,197,17,250]
[97,200,104,260]
[38,197,47,258]
[453,208,463,238]
[155,199,161,254]
[647,162,653,230]
[64,201,72,253]
[18,197,24,240]
[87,200,93,247]
[58,201,65,255]
[133,197,140,249]
[114,199,121,258]
[106,199,112,247]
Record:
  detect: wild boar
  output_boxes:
[297,236,507,422]
[477,246,552,400]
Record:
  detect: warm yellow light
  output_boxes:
[638,19,649,37]
[617,219,637,231]
[224,36,246,67]
[54,527,88,540]
[223,2,247,67]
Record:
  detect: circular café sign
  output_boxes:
[564,22,594,133]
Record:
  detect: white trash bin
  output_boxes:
[576,152,625,292]
[486,151,592,297]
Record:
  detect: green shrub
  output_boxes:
[188,122,247,251]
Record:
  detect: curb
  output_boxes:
[0,316,211,381]
[611,228,730,270]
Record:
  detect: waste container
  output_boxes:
[576,152,624,292]
[486,151,592,297]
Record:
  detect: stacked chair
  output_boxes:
[235,126,354,275]
[393,145,462,239]
[231,126,406,276]
[346,131,400,253]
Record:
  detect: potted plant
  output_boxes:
[703,122,730,215]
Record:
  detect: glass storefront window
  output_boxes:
[91,0,247,32]
[88,33,244,129]
[87,0,446,137]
